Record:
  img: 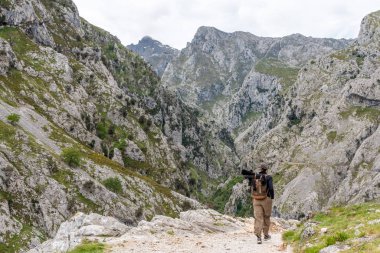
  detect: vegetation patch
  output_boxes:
[6,113,20,125]
[103,177,123,194]
[75,191,100,212]
[0,120,16,143]
[210,176,244,214]
[68,240,105,253]
[61,147,83,167]
[283,202,380,252]
[235,196,252,217]
[340,106,380,123]
[0,27,39,60]
[254,58,300,94]
[52,169,73,188]
[0,224,39,253]
[326,131,337,143]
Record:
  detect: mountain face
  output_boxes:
[247,10,380,218]
[136,12,379,219]
[0,0,238,251]
[160,27,352,157]
[127,36,179,77]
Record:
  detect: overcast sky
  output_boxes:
[72,0,379,49]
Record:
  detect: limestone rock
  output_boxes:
[27,212,130,253]
[0,38,19,75]
[300,222,316,240]
[319,244,351,253]
[124,140,145,162]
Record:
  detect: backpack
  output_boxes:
[252,174,268,200]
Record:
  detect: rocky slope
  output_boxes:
[0,0,237,251]
[127,36,179,77]
[28,209,296,253]
[160,26,352,156]
[245,10,380,218]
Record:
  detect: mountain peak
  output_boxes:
[358,9,380,45]
[127,36,179,77]
[194,26,227,38]
[141,35,154,41]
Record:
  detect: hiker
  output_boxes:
[252,163,274,244]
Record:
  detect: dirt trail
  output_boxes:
[108,218,291,253]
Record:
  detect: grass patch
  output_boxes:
[254,58,299,94]
[68,240,105,253]
[0,120,16,143]
[283,202,380,252]
[76,191,100,212]
[340,106,380,123]
[51,169,73,188]
[0,224,37,253]
[103,177,123,194]
[327,131,337,143]
[282,230,300,242]
[331,49,350,61]
[0,27,39,59]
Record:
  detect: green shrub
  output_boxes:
[68,240,104,253]
[335,231,349,242]
[324,232,349,247]
[325,236,336,246]
[103,177,122,194]
[96,122,108,139]
[210,176,244,213]
[304,245,324,253]
[7,113,20,125]
[61,147,82,167]
[283,230,297,242]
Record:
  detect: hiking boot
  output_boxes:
[264,234,271,241]
[257,236,262,244]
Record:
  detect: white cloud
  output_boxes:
[72,0,379,49]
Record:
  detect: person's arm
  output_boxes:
[267,176,274,199]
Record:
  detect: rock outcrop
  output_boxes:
[28,212,130,253]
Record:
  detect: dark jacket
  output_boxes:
[258,172,274,199]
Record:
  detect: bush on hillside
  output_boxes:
[7,113,20,125]
[61,147,82,167]
[103,177,122,194]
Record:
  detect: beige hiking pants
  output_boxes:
[253,197,272,237]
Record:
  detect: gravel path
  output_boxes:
[108,220,291,253]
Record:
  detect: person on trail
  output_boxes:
[252,163,274,244]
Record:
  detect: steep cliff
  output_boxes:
[0,0,232,251]
[245,10,380,218]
